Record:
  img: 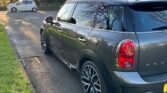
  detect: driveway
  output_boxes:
[4,11,82,93]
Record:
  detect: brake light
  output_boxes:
[117,40,135,68]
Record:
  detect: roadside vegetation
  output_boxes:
[0,12,8,25]
[0,25,32,92]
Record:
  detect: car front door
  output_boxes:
[47,3,76,57]
[14,2,22,11]
[60,2,98,65]
[18,1,27,11]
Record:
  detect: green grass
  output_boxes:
[0,26,32,93]
[0,7,6,11]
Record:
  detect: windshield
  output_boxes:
[129,5,167,32]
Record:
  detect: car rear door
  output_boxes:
[60,2,98,65]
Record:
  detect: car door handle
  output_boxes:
[78,37,86,42]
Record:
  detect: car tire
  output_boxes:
[11,7,17,12]
[80,61,108,93]
[32,7,37,12]
[40,31,50,54]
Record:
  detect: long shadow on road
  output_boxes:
[5,11,82,93]
[23,54,82,93]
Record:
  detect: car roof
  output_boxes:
[67,0,167,5]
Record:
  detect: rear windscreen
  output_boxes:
[129,4,167,32]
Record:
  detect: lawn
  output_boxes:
[0,26,32,93]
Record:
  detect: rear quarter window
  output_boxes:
[95,3,122,31]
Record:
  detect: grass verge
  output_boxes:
[0,26,32,93]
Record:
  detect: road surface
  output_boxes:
[4,11,82,93]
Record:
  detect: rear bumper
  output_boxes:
[113,71,166,93]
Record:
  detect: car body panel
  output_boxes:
[113,71,165,93]
[94,29,139,71]
[137,31,167,76]
[61,23,92,65]
[45,23,64,55]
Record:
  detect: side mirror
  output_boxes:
[45,16,53,24]
[69,17,76,24]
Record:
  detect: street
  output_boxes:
[5,11,82,93]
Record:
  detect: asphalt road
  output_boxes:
[5,11,82,93]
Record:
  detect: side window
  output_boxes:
[57,3,75,22]
[71,3,97,27]
[27,1,32,4]
[95,4,122,31]
[22,1,31,4]
[22,1,27,4]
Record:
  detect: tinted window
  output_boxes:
[57,3,75,22]
[22,1,27,4]
[95,3,122,31]
[22,1,32,4]
[27,1,32,4]
[72,3,97,27]
[129,5,167,32]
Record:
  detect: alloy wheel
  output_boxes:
[11,7,17,12]
[32,8,37,12]
[81,64,102,93]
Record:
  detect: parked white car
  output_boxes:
[7,0,38,12]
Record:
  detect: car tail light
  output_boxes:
[117,40,135,68]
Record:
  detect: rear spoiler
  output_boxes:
[102,0,167,5]
[127,0,167,5]
[127,0,167,11]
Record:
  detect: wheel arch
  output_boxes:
[78,49,105,72]
[78,49,119,93]
[32,7,38,12]
[11,7,17,12]
[78,49,97,71]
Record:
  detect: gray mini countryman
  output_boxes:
[40,0,167,93]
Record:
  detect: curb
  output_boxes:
[4,25,37,93]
